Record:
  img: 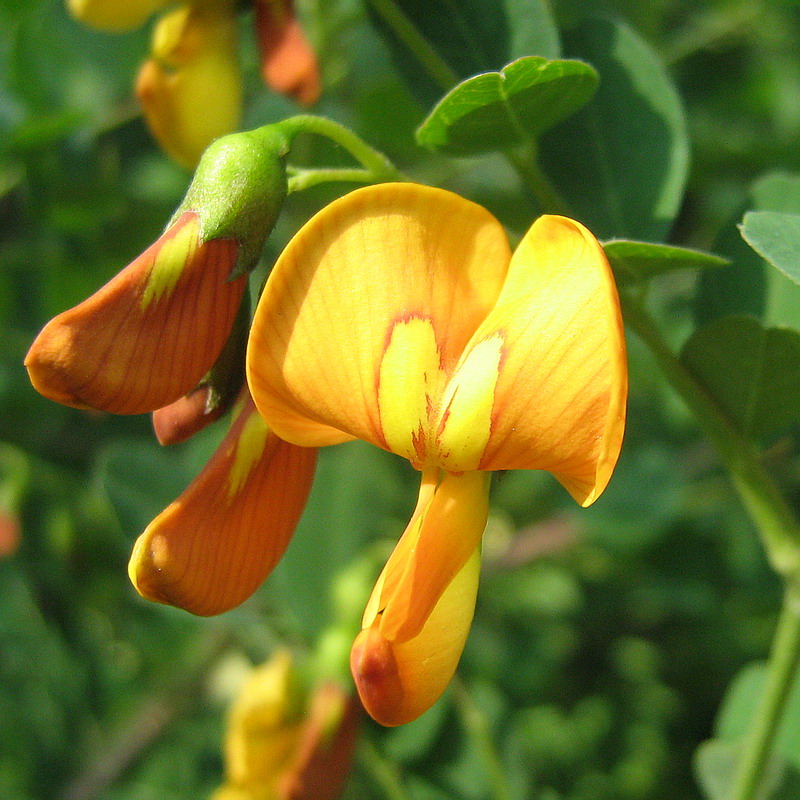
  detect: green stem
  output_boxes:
[731,588,800,800]
[357,738,412,800]
[453,678,512,800]
[621,294,800,581]
[504,147,574,218]
[276,115,405,184]
[287,167,384,193]
[624,294,800,799]
[363,0,459,92]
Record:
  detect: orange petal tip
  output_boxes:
[350,625,409,727]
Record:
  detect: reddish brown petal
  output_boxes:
[25,213,244,415]
[255,0,320,106]
[277,684,360,800]
[152,385,227,445]
[129,394,317,615]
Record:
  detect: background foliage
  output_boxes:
[4,1,800,798]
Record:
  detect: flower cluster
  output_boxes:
[68,0,319,167]
[212,650,360,800]
[27,132,627,733]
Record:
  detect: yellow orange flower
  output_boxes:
[129,390,317,616]
[67,0,319,166]
[212,649,359,800]
[25,212,245,415]
[137,1,243,169]
[246,183,627,725]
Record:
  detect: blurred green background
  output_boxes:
[3,1,800,798]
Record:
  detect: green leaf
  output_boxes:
[416,57,598,156]
[680,316,800,440]
[538,18,689,240]
[366,0,560,106]
[693,739,800,800]
[694,739,742,800]
[715,662,800,773]
[740,211,800,286]
[696,172,800,329]
[603,240,728,284]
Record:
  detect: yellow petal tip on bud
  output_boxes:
[67,0,170,31]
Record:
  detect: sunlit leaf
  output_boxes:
[698,173,800,330]
[603,240,728,284]
[366,0,560,105]
[740,211,800,286]
[416,57,597,156]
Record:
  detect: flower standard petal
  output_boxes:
[25,212,245,415]
[128,392,317,616]
[473,215,628,505]
[247,183,511,454]
[351,546,481,727]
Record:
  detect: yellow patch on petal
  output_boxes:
[436,334,503,472]
[140,214,200,308]
[247,183,511,453]
[227,407,270,498]
[351,547,481,727]
[378,316,446,466]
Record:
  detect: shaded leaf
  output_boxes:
[698,173,800,329]
[694,739,741,800]
[538,18,689,240]
[603,239,728,284]
[416,57,598,156]
[694,738,800,800]
[680,316,800,440]
[366,0,560,106]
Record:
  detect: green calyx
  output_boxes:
[172,124,290,279]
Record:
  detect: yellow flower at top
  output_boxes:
[67,0,320,168]
[246,183,627,726]
[136,0,243,169]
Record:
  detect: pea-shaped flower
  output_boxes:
[246,183,628,725]
[25,127,288,416]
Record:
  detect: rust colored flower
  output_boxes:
[255,0,320,107]
[129,390,317,615]
[25,212,245,415]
